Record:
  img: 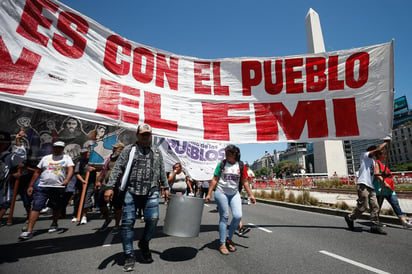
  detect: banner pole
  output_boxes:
[76,170,90,222]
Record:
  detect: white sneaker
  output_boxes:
[80,216,87,224]
[402,221,412,229]
[71,217,77,223]
[40,207,50,214]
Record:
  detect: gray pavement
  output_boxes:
[1,195,411,273]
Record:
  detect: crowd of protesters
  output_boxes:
[1,124,411,272]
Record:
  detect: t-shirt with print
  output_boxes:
[356,151,375,189]
[214,161,248,195]
[37,154,74,188]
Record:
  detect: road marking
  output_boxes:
[204,204,210,207]
[319,250,390,274]
[248,222,272,233]
[102,232,114,247]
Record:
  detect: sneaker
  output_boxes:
[71,217,77,223]
[238,226,251,236]
[48,223,59,233]
[80,216,87,225]
[370,225,387,235]
[402,221,412,229]
[123,254,135,272]
[40,207,50,214]
[19,231,33,240]
[111,226,120,235]
[138,240,154,264]
[99,219,112,232]
[344,215,354,230]
[140,216,145,223]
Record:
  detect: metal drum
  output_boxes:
[163,194,204,237]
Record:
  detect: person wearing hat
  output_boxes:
[104,124,169,271]
[0,130,26,223]
[19,140,74,240]
[95,142,125,233]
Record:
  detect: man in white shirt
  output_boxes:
[344,140,389,235]
[19,141,74,240]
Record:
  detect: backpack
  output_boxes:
[217,159,245,192]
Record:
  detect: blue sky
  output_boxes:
[59,0,412,164]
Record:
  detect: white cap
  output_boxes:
[53,141,65,147]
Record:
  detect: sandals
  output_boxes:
[226,238,237,252]
[219,244,229,255]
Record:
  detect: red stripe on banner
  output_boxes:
[333,98,360,137]
[202,102,250,141]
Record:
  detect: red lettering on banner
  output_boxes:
[212,62,229,95]
[333,98,359,137]
[306,57,326,92]
[96,79,177,129]
[194,62,228,95]
[103,35,131,75]
[241,61,262,96]
[155,53,178,90]
[96,79,140,123]
[194,62,211,94]
[133,47,154,84]
[144,91,178,131]
[242,53,370,95]
[95,79,122,119]
[345,52,369,88]
[254,100,328,141]
[52,11,88,59]
[264,60,283,95]
[202,103,250,141]
[328,56,344,90]
[285,58,304,94]
[16,0,59,47]
[0,36,41,95]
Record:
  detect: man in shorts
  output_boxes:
[19,141,74,240]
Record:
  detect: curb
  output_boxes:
[256,198,403,227]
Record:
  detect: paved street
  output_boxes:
[1,198,412,274]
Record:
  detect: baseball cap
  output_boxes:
[80,148,89,153]
[138,123,152,134]
[0,130,11,143]
[112,142,125,149]
[53,141,65,147]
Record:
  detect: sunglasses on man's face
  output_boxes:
[141,132,151,137]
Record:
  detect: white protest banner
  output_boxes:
[0,0,394,144]
[157,137,226,181]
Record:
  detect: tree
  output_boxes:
[275,160,299,178]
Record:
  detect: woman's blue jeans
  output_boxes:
[378,191,404,217]
[214,190,242,245]
[121,191,159,255]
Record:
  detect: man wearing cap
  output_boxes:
[0,130,26,222]
[19,140,74,240]
[96,142,125,233]
[104,124,169,271]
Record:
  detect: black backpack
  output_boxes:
[217,159,245,192]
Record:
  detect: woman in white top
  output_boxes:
[205,145,256,255]
[168,162,193,195]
